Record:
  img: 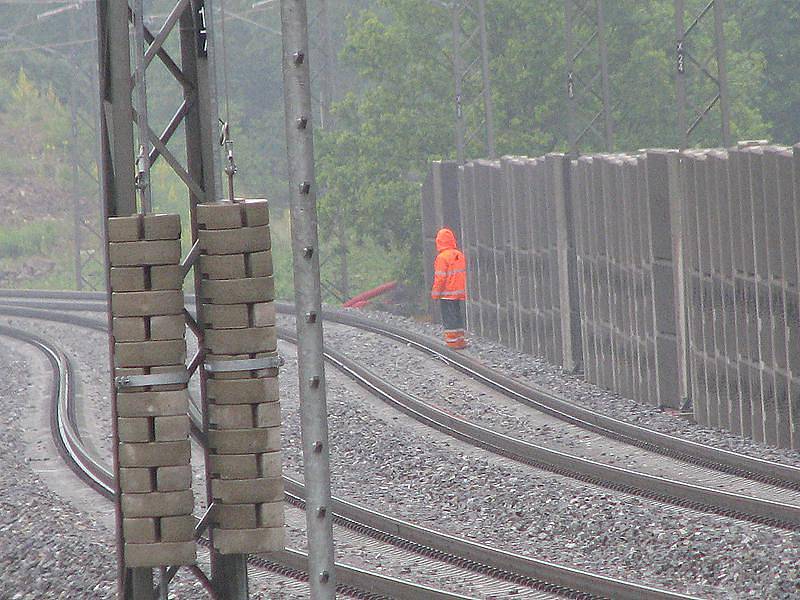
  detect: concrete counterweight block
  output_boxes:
[107,213,196,568]
[198,200,285,555]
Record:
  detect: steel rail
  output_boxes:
[302,306,800,491]
[0,324,475,600]
[3,287,799,496]
[1,298,800,531]
[271,325,800,530]
[0,303,697,600]
[2,295,799,495]
[2,297,799,529]
[0,325,116,497]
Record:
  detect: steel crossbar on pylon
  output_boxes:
[95,1,233,597]
[448,0,495,163]
[674,0,731,149]
[564,0,614,154]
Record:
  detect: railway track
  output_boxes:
[2,291,799,533]
[312,307,800,490]
[3,290,797,487]
[0,306,695,599]
[0,324,401,599]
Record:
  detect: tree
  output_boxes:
[316,0,772,302]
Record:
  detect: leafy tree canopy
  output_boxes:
[0,1,793,304]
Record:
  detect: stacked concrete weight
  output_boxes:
[502,156,531,353]
[572,156,615,391]
[197,200,285,555]
[529,158,553,361]
[683,150,720,430]
[107,213,195,569]
[743,146,784,445]
[475,160,500,340]
[491,160,515,347]
[643,151,682,410]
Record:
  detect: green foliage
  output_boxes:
[267,208,294,301]
[0,219,59,258]
[0,69,70,178]
[1,1,798,308]
[314,0,777,305]
[315,2,455,292]
[737,1,800,144]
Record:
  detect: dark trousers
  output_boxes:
[439,299,465,330]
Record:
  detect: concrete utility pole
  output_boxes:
[35,2,103,291]
[564,0,614,154]
[68,12,82,290]
[314,0,349,298]
[280,0,338,598]
[674,0,731,149]
[448,0,495,163]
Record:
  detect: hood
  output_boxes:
[435,227,458,252]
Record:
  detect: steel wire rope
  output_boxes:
[216,0,240,201]
[218,0,233,128]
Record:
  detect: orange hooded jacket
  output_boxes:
[431,228,467,300]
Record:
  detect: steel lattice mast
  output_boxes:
[450,0,495,163]
[564,0,614,154]
[96,1,234,597]
[674,0,731,149]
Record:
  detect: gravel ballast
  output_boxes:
[0,319,309,599]
[336,307,800,468]
[3,314,527,598]
[0,334,217,599]
[3,307,800,598]
[279,309,799,599]
[315,318,800,505]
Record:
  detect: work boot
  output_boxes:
[444,329,467,349]
[451,339,467,350]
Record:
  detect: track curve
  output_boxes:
[0,299,698,600]
[2,290,796,490]
[2,292,798,531]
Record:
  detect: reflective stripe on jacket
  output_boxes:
[431,228,467,300]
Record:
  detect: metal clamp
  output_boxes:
[204,355,284,373]
[115,368,190,390]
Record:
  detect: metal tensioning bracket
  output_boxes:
[204,355,285,373]
[115,369,191,390]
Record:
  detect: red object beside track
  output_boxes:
[342,281,397,308]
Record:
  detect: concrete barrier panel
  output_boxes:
[459,164,482,332]
[778,151,798,289]
[727,361,741,435]
[646,151,681,409]
[429,146,800,446]
[489,163,511,345]
[749,361,765,443]
[761,369,778,446]
[791,376,800,450]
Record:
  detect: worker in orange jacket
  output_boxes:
[431,227,467,349]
